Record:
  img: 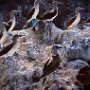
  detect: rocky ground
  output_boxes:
[0,0,90,90]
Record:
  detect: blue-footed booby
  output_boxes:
[0,34,26,58]
[66,7,84,30]
[39,1,63,22]
[41,52,61,78]
[3,10,21,31]
[0,23,7,51]
[23,0,41,28]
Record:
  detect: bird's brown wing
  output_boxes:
[0,42,14,56]
[41,54,61,78]
[0,24,5,39]
[66,15,76,29]
[76,66,90,85]
[26,7,35,20]
[40,10,57,20]
[0,32,3,39]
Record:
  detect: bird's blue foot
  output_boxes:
[31,19,38,25]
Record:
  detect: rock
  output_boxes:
[76,66,90,86]
[67,60,89,70]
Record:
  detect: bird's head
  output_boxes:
[10,10,21,19]
[34,0,41,7]
[52,1,64,9]
[52,1,64,6]
[75,7,84,13]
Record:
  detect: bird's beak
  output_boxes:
[11,10,21,13]
[79,7,84,10]
[10,10,21,16]
[2,22,9,26]
[57,1,64,5]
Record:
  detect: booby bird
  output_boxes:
[0,24,7,51]
[0,34,26,58]
[39,1,63,22]
[66,7,84,30]
[0,31,3,39]
[23,0,41,28]
[0,29,3,51]
[41,53,61,78]
[3,10,21,31]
